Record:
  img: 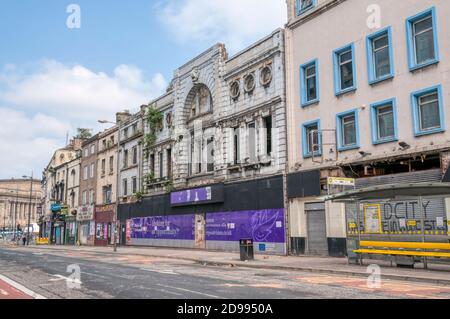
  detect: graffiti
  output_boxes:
[251,210,280,242]
[383,200,430,220]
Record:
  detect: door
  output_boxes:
[195,214,206,249]
[306,203,328,255]
[55,227,61,245]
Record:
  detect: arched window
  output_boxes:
[189,85,212,119]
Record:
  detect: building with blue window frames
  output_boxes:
[285,0,450,258]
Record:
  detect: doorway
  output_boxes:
[306,202,328,255]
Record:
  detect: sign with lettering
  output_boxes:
[171,187,212,205]
[77,205,94,222]
[95,204,115,214]
[328,177,355,186]
[364,204,382,234]
[131,214,195,240]
[205,209,285,243]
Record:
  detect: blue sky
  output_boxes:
[0,0,287,179]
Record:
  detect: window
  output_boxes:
[101,159,106,176]
[122,179,128,197]
[159,152,164,178]
[132,146,138,165]
[263,116,272,156]
[302,120,321,158]
[300,59,319,106]
[411,85,445,136]
[71,169,76,186]
[367,27,394,84]
[167,149,173,177]
[206,138,214,172]
[82,191,87,206]
[123,128,129,140]
[102,140,107,150]
[90,163,95,178]
[333,43,356,95]
[89,189,95,205]
[370,98,398,144]
[90,144,95,155]
[102,185,112,204]
[123,150,128,168]
[84,148,89,158]
[150,154,155,174]
[234,127,240,165]
[109,156,114,174]
[336,110,360,151]
[83,166,88,180]
[406,7,439,71]
[132,123,138,135]
[132,177,137,194]
[248,123,257,162]
[296,0,316,16]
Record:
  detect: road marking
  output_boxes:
[49,274,82,286]
[141,268,179,276]
[156,284,223,299]
[0,274,46,299]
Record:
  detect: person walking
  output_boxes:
[22,234,26,246]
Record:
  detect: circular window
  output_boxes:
[244,74,256,93]
[230,80,240,100]
[260,65,273,87]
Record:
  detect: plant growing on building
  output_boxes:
[75,128,92,140]
[144,172,156,187]
[133,191,144,202]
[142,104,163,158]
[164,178,174,193]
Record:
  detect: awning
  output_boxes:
[321,182,450,202]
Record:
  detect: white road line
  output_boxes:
[156,284,223,299]
[141,268,179,275]
[0,274,46,299]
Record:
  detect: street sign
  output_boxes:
[327,177,355,186]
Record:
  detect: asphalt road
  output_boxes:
[1,246,449,299]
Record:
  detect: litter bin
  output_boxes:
[239,238,254,261]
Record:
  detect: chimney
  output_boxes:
[116,111,131,124]
[140,104,148,113]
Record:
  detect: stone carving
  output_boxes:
[191,68,200,83]
[260,65,273,87]
[244,73,256,93]
[230,80,240,100]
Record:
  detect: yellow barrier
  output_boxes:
[359,241,450,250]
[36,238,49,245]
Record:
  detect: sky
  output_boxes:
[0,0,287,179]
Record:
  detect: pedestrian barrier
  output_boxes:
[354,241,450,259]
[36,238,49,245]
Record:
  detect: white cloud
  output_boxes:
[158,0,287,52]
[0,60,167,178]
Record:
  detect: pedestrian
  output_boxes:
[22,235,27,246]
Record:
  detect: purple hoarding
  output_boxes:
[206,209,285,243]
[171,187,212,205]
[131,214,195,240]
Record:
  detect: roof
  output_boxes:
[322,183,450,202]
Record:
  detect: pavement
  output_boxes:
[5,243,450,286]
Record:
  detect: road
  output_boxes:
[1,246,449,299]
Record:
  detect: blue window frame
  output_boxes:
[411,85,445,137]
[302,120,321,158]
[406,7,439,71]
[370,98,398,145]
[333,43,357,96]
[300,59,319,107]
[296,0,316,16]
[366,27,394,85]
[336,109,360,151]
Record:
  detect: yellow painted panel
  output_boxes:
[360,241,450,250]
[353,249,450,258]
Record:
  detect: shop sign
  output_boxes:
[327,177,355,186]
[171,187,212,205]
[61,205,69,215]
[51,203,61,212]
[95,204,115,214]
[77,205,94,222]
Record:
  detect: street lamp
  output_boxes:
[22,172,33,245]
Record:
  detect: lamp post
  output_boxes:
[10,188,19,241]
[98,120,119,253]
[23,172,34,245]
